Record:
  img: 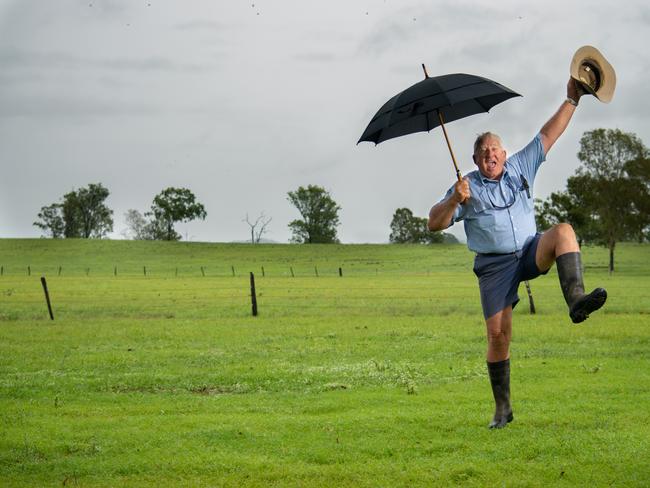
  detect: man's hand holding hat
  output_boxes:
[570,45,616,103]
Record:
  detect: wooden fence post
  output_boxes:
[232,266,236,277]
[58,266,62,276]
[250,272,258,317]
[339,267,343,277]
[290,267,295,278]
[261,266,265,277]
[201,266,205,277]
[40,277,54,321]
[525,280,536,314]
[314,266,319,277]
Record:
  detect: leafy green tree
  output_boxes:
[534,188,597,247]
[389,207,444,244]
[575,129,648,271]
[146,187,207,241]
[287,185,341,243]
[442,233,460,244]
[61,183,114,238]
[34,183,113,238]
[624,157,650,241]
[537,129,649,272]
[577,129,647,179]
[33,203,65,238]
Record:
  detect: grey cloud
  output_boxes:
[602,77,650,126]
[174,19,227,31]
[357,2,536,57]
[86,0,128,17]
[0,94,159,119]
[0,88,161,120]
[358,18,419,56]
[0,47,214,74]
[0,0,127,35]
[100,56,180,72]
[294,51,336,63]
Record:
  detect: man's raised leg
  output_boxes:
[536,223,607,323]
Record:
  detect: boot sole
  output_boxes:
[570,288,607,324]
[489,411,514,429]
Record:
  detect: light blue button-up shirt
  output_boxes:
[443,134,546,254]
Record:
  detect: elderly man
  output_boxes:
[428,78,607,429]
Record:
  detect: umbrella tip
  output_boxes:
[422,63,429,78]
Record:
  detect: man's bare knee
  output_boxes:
[552,223,580,255]
[554,223,577,242]
[487,329,508,347]
[538,224,579,270]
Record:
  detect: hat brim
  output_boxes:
[570,45,616,103]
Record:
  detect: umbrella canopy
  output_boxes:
[359,72,521,144]
[358,70,521,180]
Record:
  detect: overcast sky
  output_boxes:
[1,0,648,243]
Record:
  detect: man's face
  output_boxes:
[473,136,507,180]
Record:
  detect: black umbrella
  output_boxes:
[358,65,521,181]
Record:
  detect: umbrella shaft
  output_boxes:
[437,111,462,181]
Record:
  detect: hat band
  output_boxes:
[578,61,601,93]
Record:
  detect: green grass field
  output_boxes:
[1,239,649,487]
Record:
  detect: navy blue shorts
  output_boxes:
[473,233,548,319]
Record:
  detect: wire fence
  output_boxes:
[0,261,473,279]
[0,266,488,321]
[4,269,649,321]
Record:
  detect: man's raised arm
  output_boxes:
[539,78,584,155]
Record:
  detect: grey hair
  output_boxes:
[473,132,503,154]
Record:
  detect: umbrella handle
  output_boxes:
[437,111,463,182]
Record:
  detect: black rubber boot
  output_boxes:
[556,252,607,324]
[487,359,513,429]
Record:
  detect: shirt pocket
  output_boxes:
[469,196,498,229]
[470,194,490,213]
[511,174,533,212]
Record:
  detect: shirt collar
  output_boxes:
[479,166,510,185]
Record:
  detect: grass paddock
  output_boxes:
[1,239,649,486]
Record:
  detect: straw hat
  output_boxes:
[570,45,616,103]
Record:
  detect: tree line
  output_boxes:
[34,186,207,241]
[33,183,452,244]
[32,128,648,254]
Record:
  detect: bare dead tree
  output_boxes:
[243,212,272,244]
